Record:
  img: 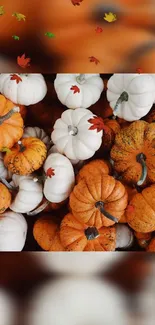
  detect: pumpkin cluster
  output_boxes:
[1,73,155,251]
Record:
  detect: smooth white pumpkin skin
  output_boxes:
[0,74,47,105]
[43,153,75,203]
[26,277,128,325]
[0,289,16,325]
[116,224,134,249]
[54,73,104,109]
[150,73,155,103]
[10,174,43,213]
[48,144,81,165]
[51,108,103,160]
[22,126,50,148]
[0,211,27,251]
[0,153,12,179]
[107,74,155,121]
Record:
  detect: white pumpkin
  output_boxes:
[0,153,12,179]
[0,73,47,105]
[48,145,81,165]
[0,211,27,251]
[22,126,50,148]
[107,74,155,121]
[150,74,155,103]
[54,73,104,109]
[116,224,134,249]
[51,108,103,160]
[0,289,16,325]
[26,277,128,325]
[43,153,75,203]
[10,174,43,213]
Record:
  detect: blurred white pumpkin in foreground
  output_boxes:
[26,277,128,325]
[0,289,16,325]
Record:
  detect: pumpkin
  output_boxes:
[0,211,27,251]
[146,237,155,251]
[51,108,103,160]
[48,144,81,166]
[119,184,138,223]
[99,118,121,152]
[19,105,27,120]
[115,224,134,249]
[0,290,16,325]
[33,215,65,251]
[107,74,155,121]
[0,74,47,105]
[0,153,12,180]
[0,183,11,214]
[9,174,43,213]
[43,153,75,203]
[134,231,152,249]
[110,121,155,186]
[22,126,50,148]
[0,95,24,150]
[126,184,155,233]
[54,74,104,109]
[76,159,111,183]
[3,137,47,175]
[70,174,128,228]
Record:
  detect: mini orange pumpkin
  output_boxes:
[3,137,47,175]
[33,215,65,251]
[119,185,138,223]
[126,184,155,233]
[0,182,11,213]
[0,95,24,151]
[110,121,155,186]
[60,213,116,251]
[134,231,152,249]
[70,174,128,228]
[76,159,111,183]
[146,237,155,252]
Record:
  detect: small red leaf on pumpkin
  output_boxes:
[71,0,83,6]
[17,53,31,68]
[136,68,143,74]
[126,205,135,213]
[46,168,55,178]
[70,85,80,94]
[88,116,110,133]
[95,26,103,33]
[89,56,100,65]
[10,74,22,84]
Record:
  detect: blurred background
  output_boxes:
[1,0,155,72]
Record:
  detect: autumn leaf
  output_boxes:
[12,35,20,40]
[71,0,83,6]
[46,168,55,178]
[45,32,55,38]
[10,74,22,84]
[0,5,5,16]
[136,68,143,74]
[126,205,135,213]
[12,12,26,21]
[103,12,117,22]
[95,26,103,33]
[89,56,100,65]
[88,116,110,133]
[17,54,31,68]
[70,85,80,94]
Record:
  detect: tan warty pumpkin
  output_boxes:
[76,159,111,183]
[0,183,11,213]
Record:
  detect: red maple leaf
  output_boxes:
[17,53,31,68]
[10,74,22,84]
[70,85,80,94]
[95,26,103,33]
[89,56,100,65]
[136,68,143,74]
[46,168,55,178]
[71,0,83,6]
[88,116,110,133]
[126,205,135,213]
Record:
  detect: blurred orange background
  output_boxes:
[1,0,155,72]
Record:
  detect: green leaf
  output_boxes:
[12,12,26,21]
[45,32,55,38]
[0,5,5,16]
[12,35,20,40]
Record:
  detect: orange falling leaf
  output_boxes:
[89,56,100,65]
[46,168,55,178]
[95,26,103,33]
[88,116,110,133]
[10,74,22,84]
[71,0,83,6]
[17,53,31,68]
[70,85,80,94]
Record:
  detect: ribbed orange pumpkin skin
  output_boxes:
[0,183,11,213]
[0,95,24,150]
[126,185,155,233]
[119,185,138,223]
[4,137,47,175]
[60,213,116,251]
[70,174,128,228]
[146,238,155,252]
[76,159,111,183]
[110,121,155,185]
[33,216,65,251]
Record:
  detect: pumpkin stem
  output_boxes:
[33,175,46,183]
[136,153,147,186]
[95,201,118,223]
[113,171,122,181]
[76,74,85,84]
[68,125,78,136]
[0,177,18,190]
[27,200,50,216]
[18,141,26,152]
[84,227,100,240]
[0,106,20,125]
[113,91,129,115]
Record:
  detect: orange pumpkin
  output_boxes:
[76,159,111,183]
[146,237,155,252]
[19,105,27,120]
[33,215,65,251]
[99,118,121,152]
[126,184,155,233]
[134,231,152,249]
[111,121,155,186]
[119,184,138,223]
[117,118,131,129]
[60,213,116,251]
[3,137,47,175]
[0,95,24,150]
[70,174,128,228]
[0,183,11,213]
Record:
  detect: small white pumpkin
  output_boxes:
[51,108,103,160]
[0,73,47,105]
[150,74,155,103]
[48,145,81,166]
[116,224,134,249]
[107,74,155,121]
[0,211,27,251]
[0,153,12,180]
[22,126,50,148]
[0,289,17,325]
[54,73,104,109]
[43,153,75,203]
[10,174,43,213]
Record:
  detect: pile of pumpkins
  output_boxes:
[1,73,155,251]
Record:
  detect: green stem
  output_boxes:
[76,74,85,84]
[84,227,100,240]
[27,200,49,216]
[136,153,147,186]
[95,201,118,223]
[113,91,129,115]
[0,107,20,125]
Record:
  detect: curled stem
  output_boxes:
[27,200,50,216]
[76,74,85,84]
[85,227,100,240]
[0,177,18,190]
[113,91,129,115]
[136,153,147,186]
[95,201,118,223]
